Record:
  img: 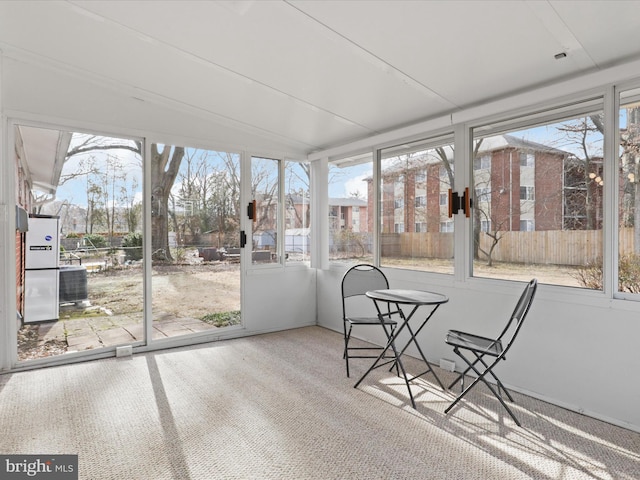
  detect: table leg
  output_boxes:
[353,301,418,408]
[395,304,445,390]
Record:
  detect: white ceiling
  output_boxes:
[2,0,640,156]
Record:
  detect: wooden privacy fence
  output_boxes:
[477,230,601,265]
[381,233,454,259]
[382,228,638,266]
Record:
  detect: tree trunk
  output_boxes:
[151,144,185,261]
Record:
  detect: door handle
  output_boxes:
[247,200,256,222]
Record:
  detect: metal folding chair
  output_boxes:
[444,279,537,426]
[341,264,397,378]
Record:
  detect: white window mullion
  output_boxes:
[606,86,618,297]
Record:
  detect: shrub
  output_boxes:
[617,253,640,293]
[122,232,143,261]
[201,311,241,327]
[573,253,640,292]
[84,234,107,249]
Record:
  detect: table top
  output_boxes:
[366,289,448,306]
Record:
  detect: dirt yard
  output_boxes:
[87,262,241,318]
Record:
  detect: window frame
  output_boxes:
[469,95,607,289]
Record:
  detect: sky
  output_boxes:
[329,163,371,198]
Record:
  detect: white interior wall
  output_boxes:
[243,268,316,334]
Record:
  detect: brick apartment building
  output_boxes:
[366,134,604,235]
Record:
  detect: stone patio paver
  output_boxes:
[23,313,224,358]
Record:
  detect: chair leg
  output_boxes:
[472,352,515,402]
[445,349,521,426]
[448,352,487,391]
[447,353,514,401]
[343,323,353,377]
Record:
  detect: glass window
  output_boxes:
[440,221,454,233]
[284,161,310,264]
[520,186,535,200]
[380,137,454,274]
[520,219,535,231]
[328,154,373,264]
[251,157,280,264]
[520,152,535,167]
[618,87,640,295]
[474,155,491,170]
[472,100,604,288]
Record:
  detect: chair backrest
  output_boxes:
[496,278,537,358]
[341,265,388,321]
[342,264,389,320]
[341,264,389,300]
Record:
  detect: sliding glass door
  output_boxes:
[14,125,145,362]
[150,145,242,340]
[12,125,246,365]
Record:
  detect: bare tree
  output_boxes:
[150,144,184,260]
[120,175,141,233]
[65,135,180,261]
[555,117,603,230]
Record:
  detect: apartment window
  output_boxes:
[440,221,454,233]
[520,220,534,231]
[474,155,491,170]
[520,152,535,167]
[520,186,535,201]
[379,136,454,274]
[439,193,447,206]
[474,187,490,204]
[472,98,604,288]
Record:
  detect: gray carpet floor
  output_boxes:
[1,326,638,479]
